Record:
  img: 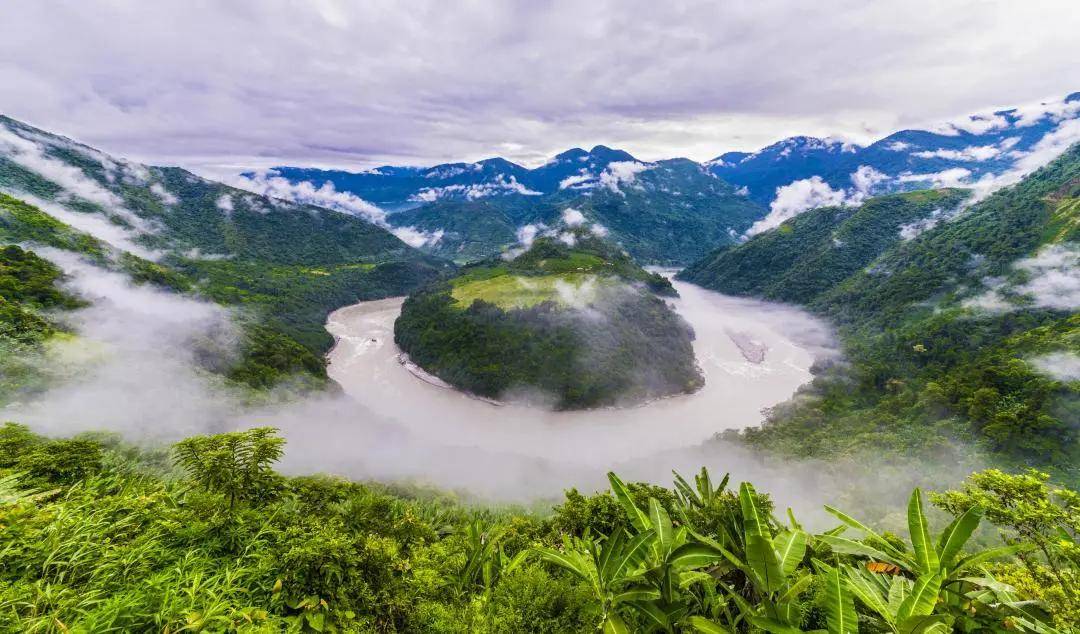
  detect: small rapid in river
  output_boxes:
[315,280,836,492]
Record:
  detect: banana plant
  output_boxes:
[817,488,1048,633]
[459,520,528,595]
[606,472,736,632]
[683,482,814,634]
[536,527,658,634]
[817,488,1026,583]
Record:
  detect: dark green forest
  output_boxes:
[680,145,1080,477]
[394,232,702,409]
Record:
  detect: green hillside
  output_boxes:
[394,231,702,409]
[0,113,453,391]
[682,144,1080,471]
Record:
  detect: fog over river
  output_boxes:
[272,280,840,502]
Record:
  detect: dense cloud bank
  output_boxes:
[1,2,1077,172]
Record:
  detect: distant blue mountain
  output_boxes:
[708,92,1080,205]
[267,145,648,210]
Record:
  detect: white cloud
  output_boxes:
[561,207,587,226]
[965,117,1080,202]
[598,161,652,193]
[0,3,1077,172]
[897,167,972,188]
[1029,352,1080,382]
[150,182,178,205]
[734,185,749,196]
[558,172,596,190]
[515,223,546,247]
[1011,95,1080,127]
[747,176,850,236]
[215,193,235,212]
[1014,244,1080,310]
[849,165,887,197]
[233,170,386,223]
[965,244,1080,313]
[912,145,1000,161]
[391,226,443,248]
[885,141,911,151]
[590,223,609,237]
[408,175,540,201]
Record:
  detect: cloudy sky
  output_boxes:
[1,1,1077,176]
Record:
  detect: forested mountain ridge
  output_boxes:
[271,148,766,265]
[0,116,452,390]
[684,143,1080,471]
[394,228,703,409]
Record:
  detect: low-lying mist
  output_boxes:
[3,253,987,526]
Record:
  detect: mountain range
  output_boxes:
[263,93,1079,264]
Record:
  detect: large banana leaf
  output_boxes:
[897,614,952,634]
[606,531,657,582]
[815,534,906,568]
[774,530,808,577]
[747,615,808,634]
[669,542,726,570]
[952,543,1031,575]
[609,472,651,533]
[739,483,769,539]
[935,505,982,569]
[843,565,893,624]
[602,613,630,634]
[821,564,858,634]
[907,489,939,575]
[649,497,675,556]
[897,572,943,621]
[686,616,733,634]
[745,534,785,593]
[824,505,912,566]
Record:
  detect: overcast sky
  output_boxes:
[1,1,1077,176]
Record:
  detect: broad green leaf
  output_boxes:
[746,534,785,593]
[821,564,858,634]
[777,572,814,605]
[612,530,656,580]
[748,615,806,634]
[898,614,953,634]
[670,542,725,570]
[775,529,808,577]
[816,534,906,568]
[824,505,911,563]
[888,576,911,617]
[686,616,733,634]
[612,588,661,604]
[599,530,626,584]
[936,505,982,569]
[897,573,943,621]
[649,497,674,555]
[677,570,713,589]
[843,566,892,623]
[608,472,650,533]
[740,482,769,538]
[537,548,591,582]
[907,489,938,574]
[673,470,699,507]
[631,600,672,630]
[602,613,630,634]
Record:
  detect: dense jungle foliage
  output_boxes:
[680,144,1080,477]
[0,426,1076,632]
[395,232,701,409]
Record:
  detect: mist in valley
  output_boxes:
[1,248,989,526]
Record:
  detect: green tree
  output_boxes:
[173,426,285,509]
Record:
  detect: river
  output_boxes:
[306,280,837,498]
